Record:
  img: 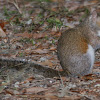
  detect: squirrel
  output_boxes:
[57,9,100,77]
[0,9,100,80]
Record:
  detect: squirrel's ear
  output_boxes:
[89,9,97,23]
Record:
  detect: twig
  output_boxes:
[8,0,22,15]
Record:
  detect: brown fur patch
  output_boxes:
[79,37,88,54]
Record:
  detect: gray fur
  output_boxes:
[57,10,100,77]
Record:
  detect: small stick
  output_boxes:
[8,0,22,15]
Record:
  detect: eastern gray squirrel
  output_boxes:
[57,9,100,77]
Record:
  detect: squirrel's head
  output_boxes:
[86,9,100,37]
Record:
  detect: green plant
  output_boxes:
[19,38,36,45]
[47,17,63,29]
[79,8,90,22]
[19,52,24,57]
[3,6,20,20]
[67,10,74,16]
[31,39,36,45]
[51,39,55,44]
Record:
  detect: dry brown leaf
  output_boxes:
[0,20,8,32]
[70,88,84,93]
[45,92,58,99]
[55,32,61,37]
[89,0,99,3]
[94,62,100,64]
[20,77,35,84]
[0,27,6,37]
[24,87,47,94]
[93,69,100,73]
[16,32,47,39]
[25,49,49,55]
[82,74,95,81]
[39,60,53,67]
[49,47,56,51]
[94,62,100,67]
[0,20,5,30]
[69,5,79,11]
[27,76,35,81]
[61,77,67,81]
[51,7,58,12]
[34,49,49,54]
[10,37,23,43]
[33,33,47,39]
[5,89,14,95]
[15,32,33,38]
[59,69,63,71]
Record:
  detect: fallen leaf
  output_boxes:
[94,62,100,67]
[34,49,49,54]
[0,16,15,32]
[25,49,49,55]
[5,89,14,95]
[49,47,56,51]
[55,32,61,37]
[0,27,6,37]
[15,32,33,38]
[15,32,47,39]
[82,74,95,81]
[59,69,63,71]
[24,87,47,94]
[93,69,100,73]
[39,60,53,67]
[33,33,47,39]
[89,0,99,3]
[61,77,67,81]
[0,20,8,32]
[21,76,35,84]
[70,88,84,93]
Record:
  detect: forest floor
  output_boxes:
[0,0,100,100]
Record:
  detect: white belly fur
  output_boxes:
[87,45,95,69]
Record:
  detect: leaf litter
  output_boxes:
[0,0,100,100]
